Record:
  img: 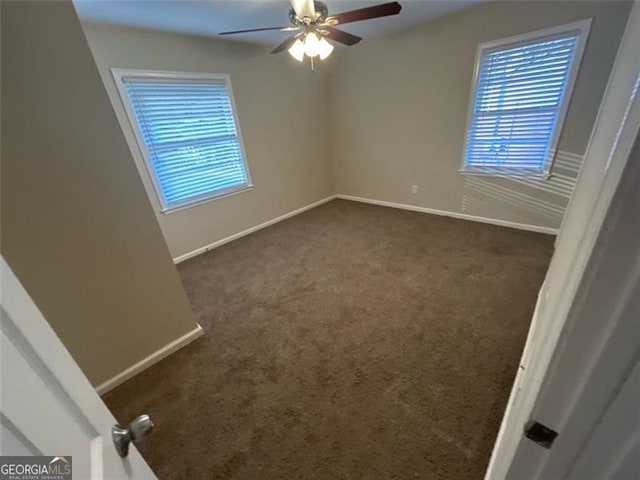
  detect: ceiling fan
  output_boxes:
[219,1,402,68]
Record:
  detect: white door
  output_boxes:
[564,357,640,479]
[0,257,156,479]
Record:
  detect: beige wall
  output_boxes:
[328,1,631,229]
[1,1,199,387]
[81,1,630,250]
[81,22,334,260]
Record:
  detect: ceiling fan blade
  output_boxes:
[290,0,315,19]
[322,27,362,46]
[326,1,402,26]
[271,35,299,54]
[219,26,299,35]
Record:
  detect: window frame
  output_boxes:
[460,19,592,178]
[111,69,253,213]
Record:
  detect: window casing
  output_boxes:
[461,20,591,177]
[112,70,252,213]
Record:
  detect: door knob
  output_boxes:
[112,414,154,458]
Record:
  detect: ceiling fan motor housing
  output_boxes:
[289,1,329,25]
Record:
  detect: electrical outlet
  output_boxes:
[411,185,418,194]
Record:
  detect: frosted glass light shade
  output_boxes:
[318,37,334,60]
[303,32,321,57]
[288,39,305,62]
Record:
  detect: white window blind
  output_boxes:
[115,72,251,211]
[462,22,589,176]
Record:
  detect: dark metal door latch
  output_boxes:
[524,419,558,449]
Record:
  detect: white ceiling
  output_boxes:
[74,0,483,45]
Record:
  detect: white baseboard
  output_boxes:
[336,194,558,235]
[96,324,204,395]
[173,193,556,265]
[173,195,337,263]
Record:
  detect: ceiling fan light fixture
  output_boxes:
[303,32,321,57]
[222,2,403,67]
[288,38,305,62]
[318,37,334,60]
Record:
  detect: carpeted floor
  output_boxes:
[103,199,553,479]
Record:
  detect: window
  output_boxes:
[461,20,591,177]
[113,70,252,212]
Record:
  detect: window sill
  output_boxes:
[459,168,551,180]
[161,184,255,214]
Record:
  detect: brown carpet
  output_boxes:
[103,199,553,479]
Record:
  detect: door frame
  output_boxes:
[510,127,639,479]
[484,3,640,478]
